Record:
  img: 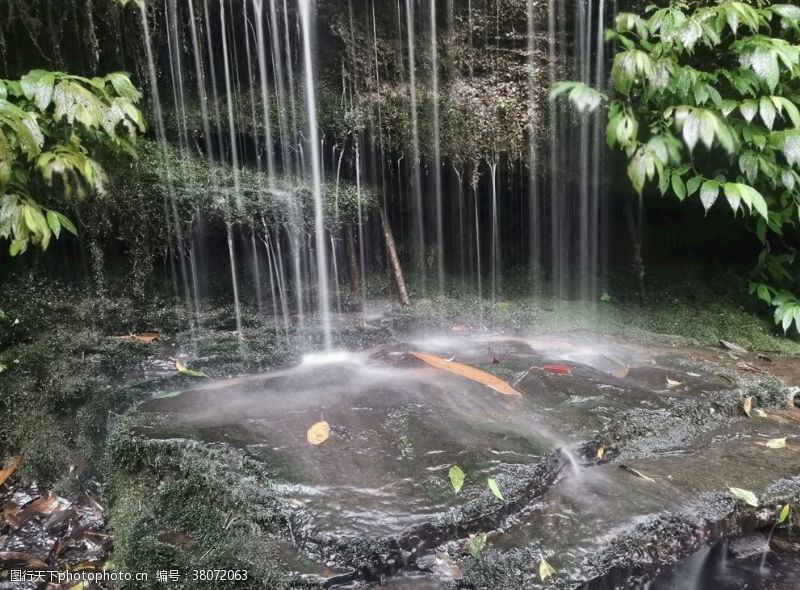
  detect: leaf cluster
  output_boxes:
[0,69,144,256]
[552,1,800,334]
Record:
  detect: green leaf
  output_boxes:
[728,183,769,219]
[20,70,55,112]
[671,173,686,200]
[778,503,791,524]
[469,532,487,559]
[54,212,77,236]
[449,465,465,493]
[773,97,800,128]
[46,210,61,239]
[686,175,702,197]
[772,4,800,22]
[723,183,741,213]
[760,97,776,130]
[487,478,505,502]
[729,487,758,507]
[177,366,208,379]
[627,150,648,194]
[105,72,142,102]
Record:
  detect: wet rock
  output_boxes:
[109,334,800,588]
[729,534,770,560]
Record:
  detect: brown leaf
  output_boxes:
[611,366,630,379]
[3,502,23,528]
[736,361,763,374]
[666,377,682,388]
[0,550,48,568]
[115,332,159,343]
[542,364,572,375]
[0,455,22,488]
[411,352,522,396]
[720,340,748,354]
[26,491,61,517]
[157,531,197,551]
[619,464,656,482]
[307,421,331,445]
[742,396,753,417]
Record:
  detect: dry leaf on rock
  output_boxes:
[742,396,753,417]
[539,558,556,581]
[611,366,630,379]
[411,352,521,396]
[619,464,656,482]
[307,421,331,445]
[758,437,787,449]
[720,340,748,354]
[115,332,159,343]
[542,363,572,375]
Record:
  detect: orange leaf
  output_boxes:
[612,366,630,379]
[0,455,22,488]
[115,332,159,343]
[543,364,572,375]
[411,352,521,396]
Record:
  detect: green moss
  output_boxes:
[390,268,800,354]
[105,417,302,589]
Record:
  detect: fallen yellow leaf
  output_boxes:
[307,421,331,445]
[742,396,753,417]
[596,446,605,460]
[539,558,556,581]
[411,352,521,396]
[759,437,787,449]
[666,377,682,388]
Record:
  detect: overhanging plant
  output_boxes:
[552,0,800,334]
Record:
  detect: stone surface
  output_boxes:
[111,332,800,588]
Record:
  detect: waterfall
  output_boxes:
[430,0,445,294]
[299,0,332,348]
[132,0,610,346]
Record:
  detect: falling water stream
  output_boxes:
[135,0,614,331]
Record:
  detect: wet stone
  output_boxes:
[121,333,800,587]
[729,534,771,560]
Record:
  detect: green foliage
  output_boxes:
[469,532,487,559]
[0,70,144,256]
[552,0,800,334]
[729,486,759,506]
[487,478,505,501]
[778,502,791,523]
[449,464,465,493]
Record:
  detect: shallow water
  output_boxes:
[136,332,800,586]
